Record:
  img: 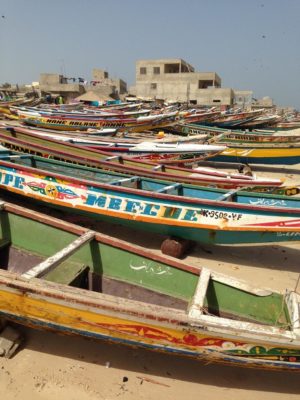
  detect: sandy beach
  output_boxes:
[0,164,300,399]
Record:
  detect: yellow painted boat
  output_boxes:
[0,201,300,371]
[211,144,300,165]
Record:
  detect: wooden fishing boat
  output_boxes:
[12,105,152,119]
[0,201,299,371]
[6,124,225,162]
[241,115,282,129]
[204,110,264,129]
[72,141,226,164]
[19,111,180,133]
[0,151,299,245]
[211,143,300,165]
[169,123,300,144]
[0,125,290,193]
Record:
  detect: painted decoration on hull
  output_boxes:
[0,287,299,366]
[1,165,300,236]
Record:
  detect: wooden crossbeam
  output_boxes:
[188,267,211,319]
[21,230,95,279]
[110,176,140,186]
[156,183,182,194]
[216,188,239,202]
[152,164,166,172]
[0,154,33,160]
[104,155,123,163]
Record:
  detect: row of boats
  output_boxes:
[0,99,299,371]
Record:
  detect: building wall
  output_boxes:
[134,58,232,105]
[39,73,85,102]
[92,69,127,95]
[233,90,253,108]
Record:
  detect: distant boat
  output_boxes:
[0,124,289,192]
[18,110,180,133]
[0,201,299,371]
[210,143,300,165]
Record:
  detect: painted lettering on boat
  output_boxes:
[277,232,300,237]
[129,261,173,276]
[250,198,287,207]
[0,168,244,224]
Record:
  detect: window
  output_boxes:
[153,67,160,74]
[198,80,214,89]
[140,67,147,75]
[164,63,180,73]
[212,99,221,103]
[150,83,157,89]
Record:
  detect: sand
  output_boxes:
[0,163,300,399]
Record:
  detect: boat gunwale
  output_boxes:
[0,269,297,345]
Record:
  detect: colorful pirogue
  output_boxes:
[0,151,299,245]
[18,110,180,133]
[0,201,299,371]
[172,123,300,144]
[211,143,300,165]
[0,125,294,193]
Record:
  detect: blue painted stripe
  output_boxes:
[210,155,300,165]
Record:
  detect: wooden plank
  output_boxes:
[216,188,239,201]
[0,154,33,160]
[188,267,211,319]
[110,176,140,186]
[286,292,300,330]
[156,183,182,194]
[21,230,95,279]
[104,155,124,164]
[152,164,166,172]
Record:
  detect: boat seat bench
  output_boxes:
[110,176,141,186]
[21,230,95,279]
[156,183,183,194]
[216,188,239,202]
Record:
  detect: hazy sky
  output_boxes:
[1,0,300,109]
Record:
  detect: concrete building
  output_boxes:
[39,73,85,102]
[252,96,274,109]
[91,69,127,96]
[234,90,253,108]
[132,58,237,106]
[39,69,127,103]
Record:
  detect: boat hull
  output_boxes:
[0,161,299,245]
[0,202,299,371]
[0,273,299,371]
[211,147,300,165]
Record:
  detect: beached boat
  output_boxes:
[204,109,265,129]
[19,111,180,133]
[0,125,289,193]
[75,141,226,163]
[169,124,300,144]
[0,201,299,371]
[211,143,300,165]
[0,151,299,245]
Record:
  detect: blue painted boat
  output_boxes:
[0,150,299,245]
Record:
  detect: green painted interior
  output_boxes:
[3,212,79,257]
[204,280,290,327]
[0,210,291,327]
[45,262,88,285]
